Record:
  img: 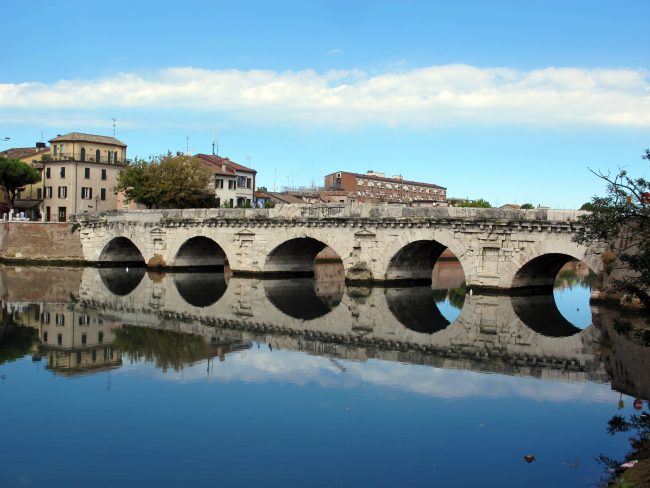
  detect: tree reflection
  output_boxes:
[113,326,213,372]
[0,315,37,365]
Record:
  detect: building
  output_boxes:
[324,170,447,205]
[195,154,256,207]
[43,133,127,221]
[0,143,50,219]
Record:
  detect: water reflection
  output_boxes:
[264,277,343,319]
[99,266,146,296]
[385,286,457,333]
[172,272,227,307]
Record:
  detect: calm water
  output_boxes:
[0,261,648,488]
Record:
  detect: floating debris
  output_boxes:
[523,455,536,463]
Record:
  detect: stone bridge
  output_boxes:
[75,204,604,290]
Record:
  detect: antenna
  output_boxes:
[246,156,251,167]
[211,130,217,156]
[273,168,277,191]
[40,131,44,142]
[111,118,116,137]
[186,136,190,155]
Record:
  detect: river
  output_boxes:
[0,260,648,487]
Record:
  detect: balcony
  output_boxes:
[47,152,126,165]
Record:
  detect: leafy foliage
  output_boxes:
[456,198,492,208]
[520,203,534,209]
[0,156,41,209]
[573,150,650,310]
[114,153,214,209]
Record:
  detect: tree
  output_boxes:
[114,153,214,209]
[0,156,41,210]
[521,203,534,209]
[573,150,650,310]
[457,198,492,208]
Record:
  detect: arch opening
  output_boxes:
[512,258,597,335]
[265,238,342,276]
[174,237,228,268]
[173,272,227,308]
[386,241,465,284]
[99,237,145,266]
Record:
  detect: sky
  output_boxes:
[1,0,648,209]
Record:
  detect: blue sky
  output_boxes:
[1,0,648,208]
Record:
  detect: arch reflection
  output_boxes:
[99,267,146,296]
[264,278,342,320]
[511,294,583,337]
[172,272,227,308]
[385,286,462,334]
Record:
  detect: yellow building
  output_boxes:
[44,132,127,221]
[0,143,50,219]
[0,132,128,221]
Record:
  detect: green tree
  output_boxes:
[573,149,650,310]
[520,203,534,209]
[0,156,41,210]
[457,198,492,208]
[114,153,214,209]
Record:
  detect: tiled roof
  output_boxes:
[49,132,127,147]
[268,192,304,204]
[195,154,257,174]
[0,147,50,160]
[254,191,272,199]
[336,171,446,190]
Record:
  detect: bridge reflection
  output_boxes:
[0,264,610,384]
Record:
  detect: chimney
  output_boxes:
[222,164,227,172]
[36,142,46,149]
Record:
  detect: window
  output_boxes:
[79,315,90,325]
[55,313,65,326]
[92,349,97,362]
[229,198,234,207]
[41,312,50,324]
[45,167,51,179]
[57,333,62,346]
[80,147,86,161]
[98,332,104,344]
[60,167,65,178]
[215,179,224,189]
[37,188,42,199]
[246,178,252,189]
[84,167,90,179]
[81,187,92,199]
[81,333,87,344]
[108,151,113,164]
[53,146,57,156]
[237,176,246,188]
[58,186,67,198]
[100,188,106,200]
[44,186,52,198]
[43,331,48,343]
[215,197,220,207]
[101,169,107,180]
[228,180,236,190]
[96,149,101,163]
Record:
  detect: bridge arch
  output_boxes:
[99,236,146,264]
[264,236,345,276]
[172,236,228,268]
[508,241,602,290]
[381,229,472,283]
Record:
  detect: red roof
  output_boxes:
[0,147,50,161]
[195,154,257,174]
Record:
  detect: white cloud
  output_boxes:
[1,64,648,128]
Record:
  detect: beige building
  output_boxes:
[43,133,127,221]
[195,154,256,207]
[0,143,50,219]
[0,133,128,221]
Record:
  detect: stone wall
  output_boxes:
[0,222,83,262]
